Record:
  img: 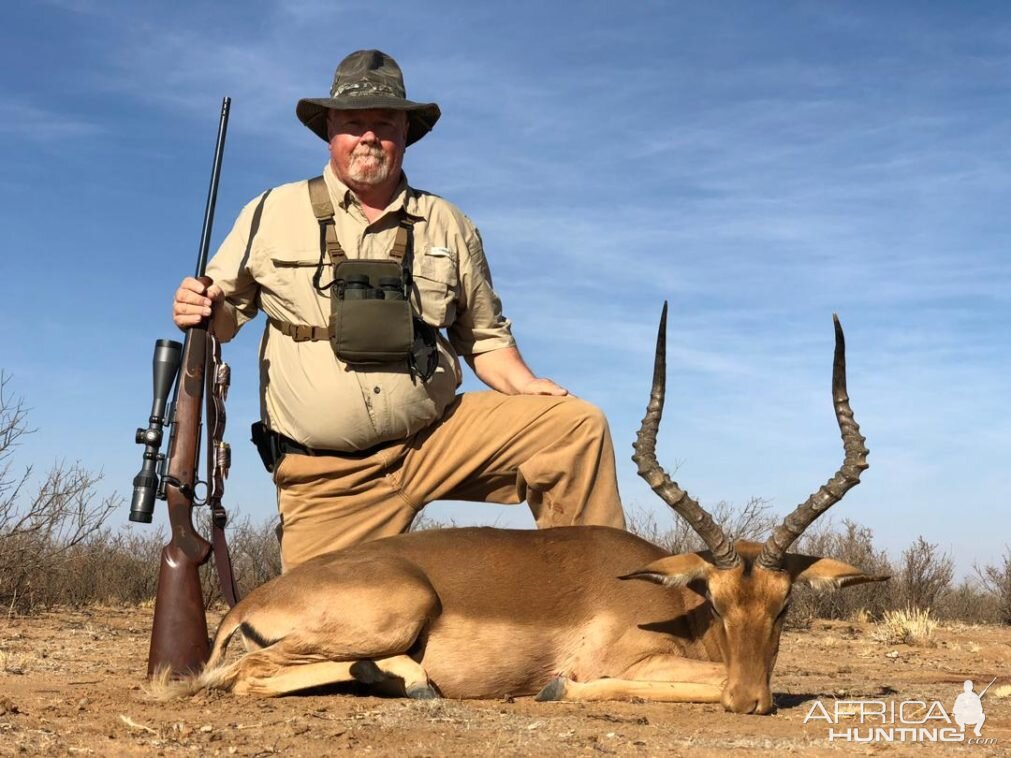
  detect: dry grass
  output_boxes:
[848,608,872,625]
[873,607,938,646]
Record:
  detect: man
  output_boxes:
[173,50,625,570]
[952,680,986,738]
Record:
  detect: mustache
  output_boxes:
[352,145,386,161]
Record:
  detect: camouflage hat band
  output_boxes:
[296,49,441,146]
[331,81,399,98]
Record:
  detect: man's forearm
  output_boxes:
[467,347,537,394]
[467,347,568,396]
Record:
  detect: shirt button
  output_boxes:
[373,386,381,394]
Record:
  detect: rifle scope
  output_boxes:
[130,339,182,523]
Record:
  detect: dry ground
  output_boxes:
[0,606,1008,757]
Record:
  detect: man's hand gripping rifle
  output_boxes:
[130,97,240,677]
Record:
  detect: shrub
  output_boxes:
[626,497,778,555]
[0,375,121,613]
[790,519,894,622]
[896,536,953,611]
[976,547,1011,626]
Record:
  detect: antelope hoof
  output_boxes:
[535,676,569,702]
[349,660,384,684]
[406,683,439,700]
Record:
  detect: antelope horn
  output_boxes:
[632,303,740,570]
[756,314,869,570]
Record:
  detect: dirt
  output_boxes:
[0,606,1008,757]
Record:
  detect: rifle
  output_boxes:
[130,97,239,676]
[979,676,997,699]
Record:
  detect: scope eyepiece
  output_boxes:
[129,468,159,523]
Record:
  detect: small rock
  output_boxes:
[0,696,19,716]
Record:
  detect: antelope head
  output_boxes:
[626,305,888,714]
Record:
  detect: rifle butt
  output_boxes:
[147,542,211,677]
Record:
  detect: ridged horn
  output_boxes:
[632,302,740,570]
[756,314,869,570]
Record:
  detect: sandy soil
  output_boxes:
[0,606,1008,757]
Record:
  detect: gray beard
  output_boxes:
[346,148,392,186]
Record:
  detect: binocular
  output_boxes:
[342,274,405,300]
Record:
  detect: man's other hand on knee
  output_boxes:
[520,377,569,396]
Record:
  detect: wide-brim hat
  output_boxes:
[296,49,441,146]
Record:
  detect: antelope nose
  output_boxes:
[723,688,770,715]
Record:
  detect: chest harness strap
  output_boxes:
[269,175,412,341]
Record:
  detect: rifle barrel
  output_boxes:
[979,676,998,698]
[194,96,231,278]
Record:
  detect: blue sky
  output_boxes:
[1,1,1008,576]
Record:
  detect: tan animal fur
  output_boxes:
[159,306,886,714]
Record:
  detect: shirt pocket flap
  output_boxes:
[418,246,458,286]
[270,256,320,268]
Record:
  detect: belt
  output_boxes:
[273,431,397,460]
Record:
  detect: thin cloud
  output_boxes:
[0,101,104,141]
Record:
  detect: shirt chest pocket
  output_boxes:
[412,246,458,328]
[267,253,328,315]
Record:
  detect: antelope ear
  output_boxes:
[785,554,890,590]
[620,553,712,587]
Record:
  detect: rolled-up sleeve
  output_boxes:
[204,194,265,341]
[448,224,516,356]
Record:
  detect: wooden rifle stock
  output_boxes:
[146,97,231,677]
[147,327,214,676]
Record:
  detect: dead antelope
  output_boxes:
[166,306,887,714]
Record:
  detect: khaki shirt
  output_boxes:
[206,163,515,451]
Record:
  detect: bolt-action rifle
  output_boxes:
[130,97,240,677]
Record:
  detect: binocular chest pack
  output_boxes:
[268,175,437,380]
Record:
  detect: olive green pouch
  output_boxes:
[330,259,414,364]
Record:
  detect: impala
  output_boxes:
[166,306,887,714]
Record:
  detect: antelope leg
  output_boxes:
[349,654,439,699]
[536,676,722,703]
[233,653,437,698]
[620,655,726,688]
[236,660,359,697]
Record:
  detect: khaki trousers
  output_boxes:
[274,391,626,570]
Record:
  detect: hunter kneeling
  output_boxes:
[171,49,626,571]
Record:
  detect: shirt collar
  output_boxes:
[322,163,422,221]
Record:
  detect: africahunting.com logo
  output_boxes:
[804,677,998,745]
